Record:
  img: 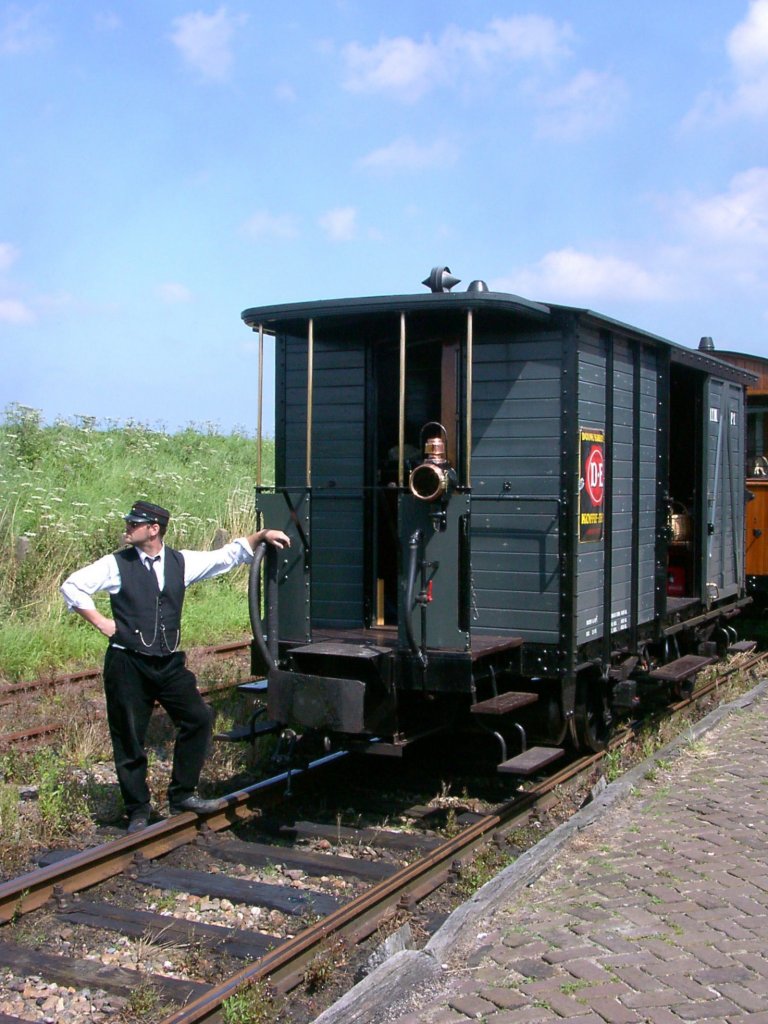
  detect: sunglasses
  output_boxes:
[124,520,154,530]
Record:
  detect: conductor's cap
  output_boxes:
[124,500,170,526]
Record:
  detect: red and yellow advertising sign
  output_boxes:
[579,428,605,543]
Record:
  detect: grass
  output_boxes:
[0,746,95,873]
[125,981,175,1021]
[222,979,281,1024]
[303,938,349,994]
[454,843,515,899]
[0,403,275,680]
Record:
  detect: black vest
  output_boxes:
[110,547,186,655]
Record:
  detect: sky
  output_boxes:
[2,1,768,435]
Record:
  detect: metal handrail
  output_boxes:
[247,543,278,671]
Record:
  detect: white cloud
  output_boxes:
[676,167,768,249]
[664,168,768,291]
[725,0,768,117]
[496,169,768,312]
[170,7,246,82]
[728,0,768,75]
[93,12,122,33]
[157,282,193,304]
[242,210,299,240]
[342,15,572,101]
[0,5,50,55]
[0,243,19,273]
[0,299,35,324]
[358,136,458,172]
[534,69,627,141]
[275,81,297,102]
[36,291,77,313]
[318,206,357,242]
[687,1,768,122]
[452,16,572,67]
[495,248,667,303]
[343,36,441,100]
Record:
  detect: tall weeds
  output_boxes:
[0,404,275,680]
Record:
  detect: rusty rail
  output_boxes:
[0,752,344,923]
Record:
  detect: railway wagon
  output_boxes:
[242,268,753,771]
[709,345,768,606]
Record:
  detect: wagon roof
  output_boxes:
[241,289,551,331]
[549,303,759,385]
[241,289,756,385]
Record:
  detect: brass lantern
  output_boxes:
[409,423,455,502]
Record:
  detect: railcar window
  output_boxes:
[746,400,768,477]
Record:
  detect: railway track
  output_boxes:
[0,639,251,704]
[1,647,765,1023]
[0,640,253,752]
[0,764,557,1023]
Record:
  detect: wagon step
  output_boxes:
[609,656,638,681]
[236,679,268,694]
[497,746,564,776]
[648,654,716,683]
[728,639,757,654]
[214,719,281,743]
[470,691,538,716]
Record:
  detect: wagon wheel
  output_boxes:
[573,674,612,752]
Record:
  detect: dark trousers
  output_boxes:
[103,647,214,815]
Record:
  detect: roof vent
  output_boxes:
[467,279,489,293]
[422,266,460,293]
[699,336,715,352]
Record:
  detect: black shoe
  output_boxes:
[169,794,225,815]
[126,809,150,834]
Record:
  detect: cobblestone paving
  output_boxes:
[393,700,768,1023]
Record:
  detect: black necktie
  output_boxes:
[146,556,159,574]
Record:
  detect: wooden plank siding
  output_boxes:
[470,333,563,645]
[282,334,367,627]
[575,333,607,645]
[573,334,659,646]
[636,345,659,624]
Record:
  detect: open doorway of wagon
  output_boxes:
[667,363,702,604]
[372,337,461,626]
[745,392,768,599]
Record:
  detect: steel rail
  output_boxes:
[0,677,256,752]
[0,723,64,752]
[160,736,668,1023]
[0,753,344,924]
[0,666,262,752]
[0,639,252,702]
[158,801,520,1023]
[161,724,652,1024]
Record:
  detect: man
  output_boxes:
[60,500,290,833]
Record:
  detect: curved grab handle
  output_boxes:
[404,530,427,669]
[248,542,278,672]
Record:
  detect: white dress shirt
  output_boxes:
[60,537,256,612]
